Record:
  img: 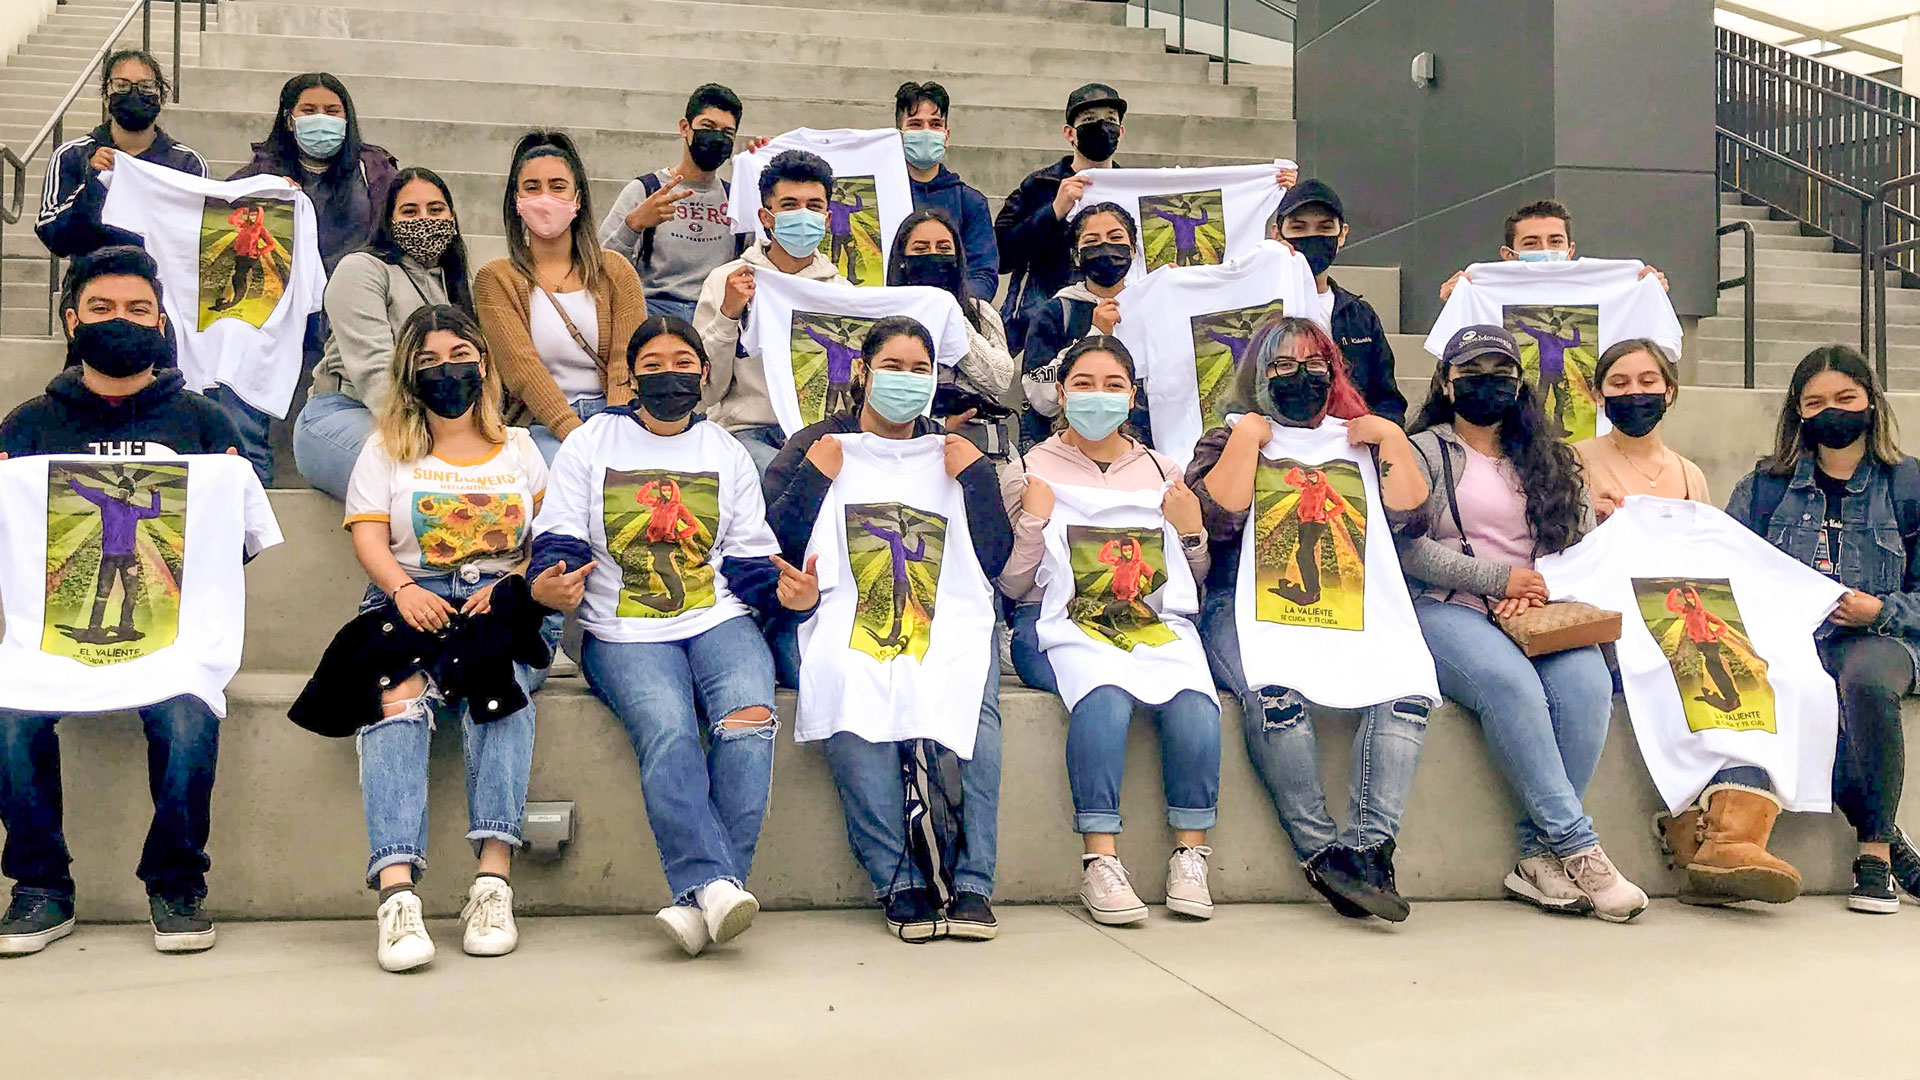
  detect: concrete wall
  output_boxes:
[0,0,58,64]
[1297,0,1717,329]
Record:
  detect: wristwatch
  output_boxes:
[1179,532,1206,552]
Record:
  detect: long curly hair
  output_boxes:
[1411,365,1586,556]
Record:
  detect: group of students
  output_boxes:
[4,57,1919,971]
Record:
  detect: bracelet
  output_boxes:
[392,581,421,600]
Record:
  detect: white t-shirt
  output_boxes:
[1422,258,1685,442]
[1537,496,1847,813]
[1233,417,1440,710]
[1315,286,1335,325]
[99,154,326,419]
[1071,160,1295,278]
[344,428,548,578]
[0,454,281,717]
[531,412,779,643]
[528,288,603,403]
[1116,240,1323,468]
[725,128,913,288]
[738,272,971,435]
[795,434,996,758]
[1034,482,1217,711]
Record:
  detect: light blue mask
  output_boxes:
[1513,249,1569,263]
[902,130,947,170]
[866,370,936,424]
[1063,390,1131,441]
[770,208,827,258]
[292,113,347,159]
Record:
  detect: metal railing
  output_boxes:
[1872,172,1920,385]
[1715,219,1757,388]
[1140,0,1294,88]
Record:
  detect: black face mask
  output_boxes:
[1603,392,1668,438]
[1074,119,1121,162]
[69,317,169,378]
[1290,234,1339,276]
[108,90,162,132]
[900,252,958,288]
[1450,374,1523,426]
[688,128,733,172]
[415,362,484,420]
[1803,405,1873,450]
[1078,242,1132,288]
[1268,370,1332,424]
[636,371,703,423]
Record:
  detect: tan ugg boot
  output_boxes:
[1655,806,1733,907]
[1684,787,1803,904]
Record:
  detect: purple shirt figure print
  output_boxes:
[43,461,189,661]
[829,177,878,285]
[845,500,948,663]
[1503,304,1601,441]
[1138,188,1227,271]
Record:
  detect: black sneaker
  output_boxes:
[1358,839,1412,923]
[1303,846,1374,920]
[0,892,75,956]
[1849,855,1900,915]
[946,892,998,941]
[882,889,944,943]
[149,895,217,953]
[1890,829,1920,901]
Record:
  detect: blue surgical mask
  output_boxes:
[1513,248,1569,263]
[866,370,936,424]
[292,113,347,159]
[902,130,947,170]
[770,208,827,258]
[1063,390,1130,441]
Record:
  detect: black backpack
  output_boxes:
[632,172,750,268]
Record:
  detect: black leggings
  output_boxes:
[1823,633,1914,843]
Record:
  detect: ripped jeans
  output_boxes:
[1200,586,1430,862]
[581,615,778,905]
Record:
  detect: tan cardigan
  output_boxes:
[473,250,644,438]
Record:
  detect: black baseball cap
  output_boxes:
[1066,83,1128,124]
[1276,179,1344,224]
[1440,324,1523,368]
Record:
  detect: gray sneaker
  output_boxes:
[1165,845,1214,919]
[1504,854,1594,915]
[1081,854,1148,926]
[1560,845,1650,923]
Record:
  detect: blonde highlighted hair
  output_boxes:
[377,304,508,463]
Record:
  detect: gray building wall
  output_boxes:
[1297,0,1716,332]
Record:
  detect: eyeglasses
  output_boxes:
[108,79,162,96]
[1268,357,1332,377]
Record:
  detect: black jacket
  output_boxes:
[1328,278,1407,425]
[35,123,207,258]
[0,366,241,457]
[762,411,1014,579]
[993,156,1079,355]
[289,573,553,738]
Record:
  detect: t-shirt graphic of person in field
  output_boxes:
[1190,299,1287,431]
[1140,189,1226,271]
[828,177,878,286]
[633,478,701,613]
[43,461,188,664]
[198,195,295,330]
[68,474,161,643]
[1632,575,1776,733]
[1667,584,1741,712]
[802,323,861,417]
[1252,457,1368,630]
[1064,525,1176,652]
[603,468,721,619]
[846,501,946,662]
[1504,304,1599,440]
[1268,465,1349,607]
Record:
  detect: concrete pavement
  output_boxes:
[2,899,1912,1078]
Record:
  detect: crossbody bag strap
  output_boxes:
[535,283,602,363]
[1433,438,1479,608]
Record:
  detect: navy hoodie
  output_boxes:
[0,366,241,458]
[910,165,999,302]
[35,123,207,258]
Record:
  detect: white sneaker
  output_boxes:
[1165,845,1214,919]
[1503,854,1594,915]
[1080,854,1148,926]
[1560,845,1650,923]
[654,904,709,957]
[376,890,436,973]
[460,877,518,957]
[697,880,759,945]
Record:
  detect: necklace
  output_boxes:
[1611,434,1669,488]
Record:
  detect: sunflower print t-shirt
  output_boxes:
[344,428,548,577]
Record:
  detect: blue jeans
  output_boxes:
[291,390,373,500]
[822,641,1002,900]
[580,616,778,904]
[354,572,542,883]
[1199,587,1430,860]
[732,424,786,476]
[209,385,276,487]
[646,295,698,323]
[1006,602,1057,693]
[0,694,219,901]
[1068,687,1220,834]
[1415,598,1612,860]
[529,395,609,465]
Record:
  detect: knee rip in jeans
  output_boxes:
[1391,699,1432,728]
[363,676,440,735]
[1256,686,1307,732]
[715,707,778,740]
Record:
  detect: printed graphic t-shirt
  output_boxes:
[1538,496,1847,812]
[1071,161,1295,278]
[344,428,549,578]
[726,128,913,287]
[1116,240,1323,467]
[531,412,779,643]
[1232,416,1440,710]
[738,272,972,435]
[0,453,282,717]
[99,154,326,419]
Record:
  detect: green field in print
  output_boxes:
[43,461,188,665]
[1063,525,1176,651]
[1190,299,1287,434]
[603,469,721,619]
[1140,188,1227,271]
[1633,577,1776,734]
[198,195,295,330]
[790,311,876,425]
[828,175,883,286]
[846,501,945,663]
[1504,303,1600,442]
[1250,457,1366,630]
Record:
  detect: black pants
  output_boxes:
[1271,521,1327,606]
[1697,640,1742,711]
[1823,633,1914,843]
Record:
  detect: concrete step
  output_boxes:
[1694,314,1920,346]
[21,671,1902,922]
[1695,359,1920,391]
[1718,287,1920,321]
[1719,246,1861,270]
[1692,339,1920,384]
[1743,233,1846,253]
[282,0,1131,21]
[1714,263,1879,287]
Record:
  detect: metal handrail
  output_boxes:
[1716,220,1757,389]
[1142,0,1293,88]
[1873,171,1920,384]
[1715,47,1920,130]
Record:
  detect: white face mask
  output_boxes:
[1513,249,1569,263]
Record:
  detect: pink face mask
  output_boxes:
[516,193,579,240]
